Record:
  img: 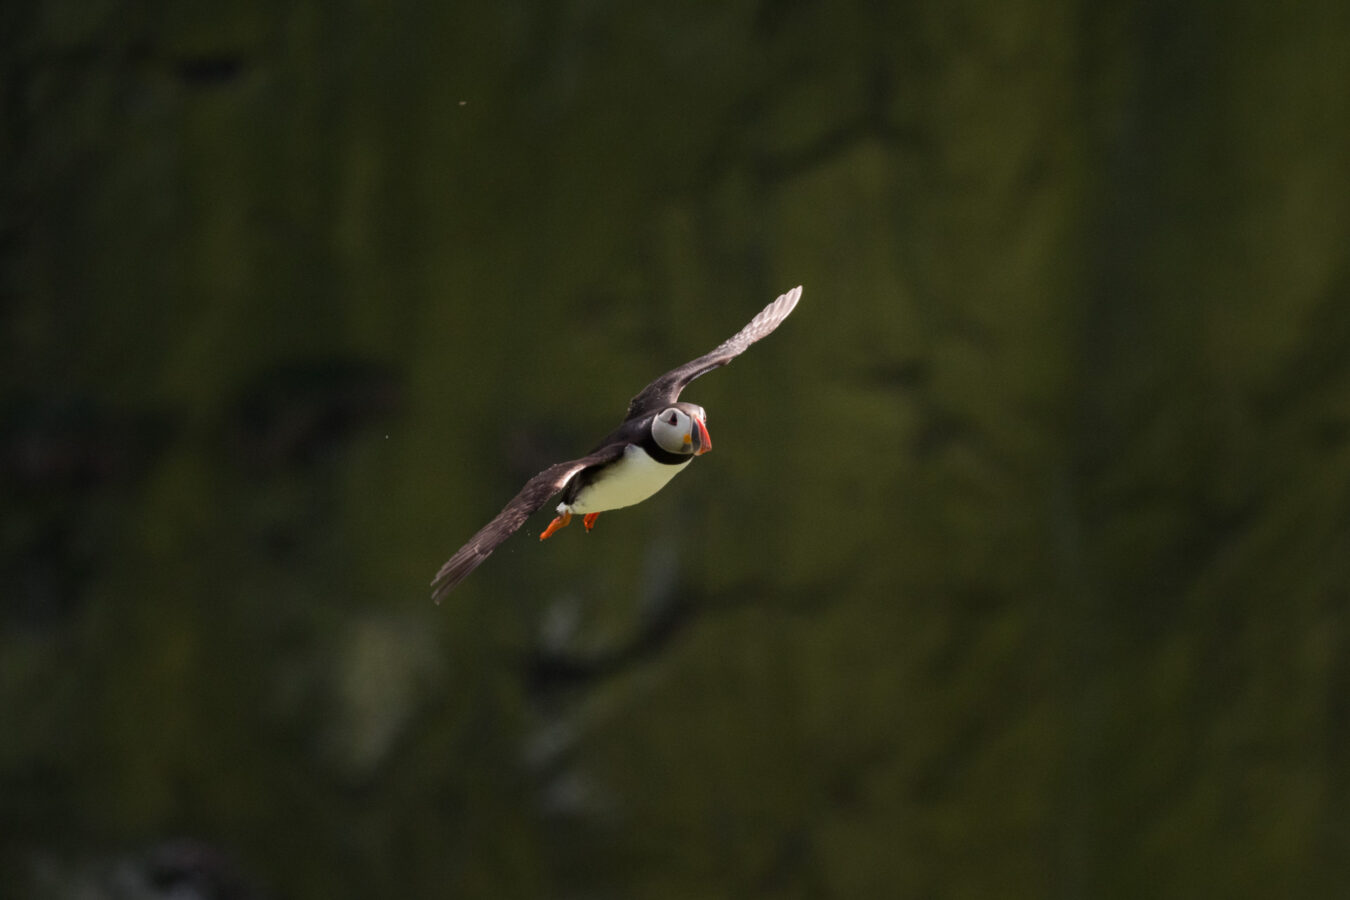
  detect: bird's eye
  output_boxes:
[666,412,679,425]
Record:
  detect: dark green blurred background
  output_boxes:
[5,1,1350,897]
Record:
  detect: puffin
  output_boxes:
[430,285,802,603]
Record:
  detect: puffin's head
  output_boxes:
[651,403,711,456]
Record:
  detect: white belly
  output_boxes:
[562,444,690,515]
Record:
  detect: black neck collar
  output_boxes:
[639,431,693,466]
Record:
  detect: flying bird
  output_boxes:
[430,285,803,603]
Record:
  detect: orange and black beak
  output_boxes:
[693,416,712,455]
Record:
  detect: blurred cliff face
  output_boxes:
[5,2,1350,898]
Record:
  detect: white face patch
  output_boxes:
[652,407,693,454]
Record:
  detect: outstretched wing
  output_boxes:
[430,442,627,603]
[625,285,802,419]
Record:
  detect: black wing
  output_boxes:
[430,442,627,603]
[625,285,803,419]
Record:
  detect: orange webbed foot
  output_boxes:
[582,512,601,532]
[540,511,572,540]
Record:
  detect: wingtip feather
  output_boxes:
[770,285,803,314]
